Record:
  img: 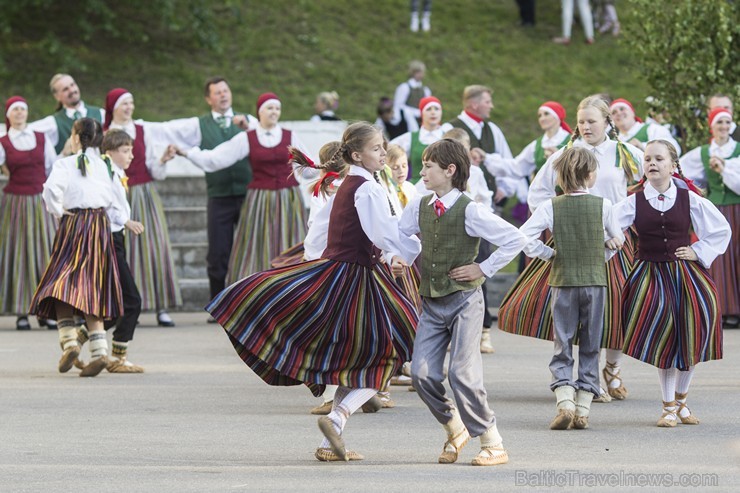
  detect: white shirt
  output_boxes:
[613,181,731,268]
[414,164,494,212]
[393,78,431,132]
[107,164,132,233]
[619,121,682,156]
[680,138,740,193]
[512,128,572,179]
[520,191,623,262]
[309,111,337,122]
[0,126,58,176]
[399,188,527,278]
[390,127,445,156]
[440,111,515,178]
[28,102,106,148]
[528,138,644,211]
[42,150,127,227]
[304,193,334,261]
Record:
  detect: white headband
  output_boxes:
[609,101,632,113]
[538,106,560,122]
[710,109,733,127]
[259,98,281,111]
[6,101,28,117]
[114,92,133,110]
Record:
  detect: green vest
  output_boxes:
[534,134,571,173]
[52,106,103,154]
[700,143,740,206]
[449,117,497,195]
[551,194,607,287]
[409,131,427,182]
[418,193,483,298]
[198,114,253,198]
[627,123,650,143]
[407,84,425,109]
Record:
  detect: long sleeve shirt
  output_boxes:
[680,138,740,194]
[0,126,58,175]
[28,102,106,149]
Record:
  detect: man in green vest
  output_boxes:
[29,73,104,156]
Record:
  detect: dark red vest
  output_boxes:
[246,129,298,190]
[635,188,691,262]
[0,131,47,195]
[123,124,152,186]
[322,175,381,268]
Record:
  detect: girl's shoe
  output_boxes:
[157,310,175,327]
[675,392,699,425]
[315,448,364,461]
[16,317,31,330]
[602,363,628,400]
[310,400,333,415]
[657,401,678,427]
[38,318,58,330]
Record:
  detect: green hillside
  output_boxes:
[1,1,649,151]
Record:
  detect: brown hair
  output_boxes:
[422,138,470,191]
[442,128,471,151]
[71,118,98,177]
[204,77,228,97]
[101,128,134,154]
[553,147,598,194]
[290,140,349,198]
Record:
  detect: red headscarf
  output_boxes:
[419,96,442,124]
[539,101,572,133]
[5,96,28,130]
[104,88,133,130]
[707,107,733,132]
[256,92,280,115]
[609,98,643,123]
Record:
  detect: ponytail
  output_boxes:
[289,144,347,199]
[72,117,97,177]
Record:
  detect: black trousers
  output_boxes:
[516,0,536,25]
[105,231,141,343]
[207,195,245,299]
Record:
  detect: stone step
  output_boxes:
[157,176,208,208]
[179,278,211,311]
[165,206,207,231]
[171,242,208,279]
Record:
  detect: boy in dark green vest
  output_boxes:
[398,139,526,466]
[519,147,624,430]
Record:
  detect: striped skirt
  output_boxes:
[384,263,422,314]
[0,193,57,314]
[207,259,419,397]
[29,208,122,320]
[498,230,635,349]
[622,260,722,369]
[270,242,306,268]
[709,204,739,316]
[227,187,307,285]
[125,182,181,310]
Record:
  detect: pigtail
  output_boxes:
[72,117,97,178]
[373,171,397,217]
[567,126,580,147]
[290,144,348,198]
[605,115,619,141]
[674,161,704,196]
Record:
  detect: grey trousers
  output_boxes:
[411,287,495,437]
[549,285,605,396]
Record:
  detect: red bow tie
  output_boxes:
[434,199,446,217]
[658,194,665,201]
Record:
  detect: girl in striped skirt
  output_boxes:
[182,93,314,284]
[207,122,421,462]
[614,140,730,427]
[0,96,58,330]
[29,118,125,377]
[499,95,643,402]
[679,108,740,328]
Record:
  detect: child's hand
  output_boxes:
[543,146,557,159]
[709,156,724,174]
[628,138,645,150]
[390,256,406,278]
[448,263,484,282]
[605,237,624,250]
[470,148,486,166]
[125,220,145,235]
[232,115,249,130]
[0,164,8,176]
[160,145,177,165]
[675,246,698,262]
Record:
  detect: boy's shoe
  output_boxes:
[471,445,509,466]
[107,358,145,373]
[80,356,108,377]
[480,329,495,353]
[318,417,346,461]
[310,400,333,415]
[315,448,364,461]
[377,391,395,408]
[390,374,412,385]
[438,428,470,464]
[157,310,175,327]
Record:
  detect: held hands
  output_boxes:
[160,145,179,165]
[675,246,698,262]
[232,115,249,130]
[709,156,725,174]
[493,189,507,204]
[390,256,407,278]
[125,220,145,235]
[605,237,624,250]
[448,263,484,282]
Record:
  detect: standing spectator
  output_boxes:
[310,92,340,122]
[553,0,594,45]
[29,74,104,156]
[375,97,408,141]
[394,61,432,133]
[516,0,536,27]
[410,0,432,32]
[593,0,620,36]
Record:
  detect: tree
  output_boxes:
[624,0,740,150]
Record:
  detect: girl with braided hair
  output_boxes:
[207,122,421,462]
[614,139,730,427]
[29,118,126,377]
[499,94,643,403]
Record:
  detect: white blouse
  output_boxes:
[613,180,731,269]
[108,165,132,233]
[0,127,58,175]
[679,138,740,194]
[512,127,572,179]
[618,121,682,156]
[390,127,445,157]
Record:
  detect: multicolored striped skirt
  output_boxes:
[622,259,722,369]
[0,193,57,314]
[29,208,122,320]
[709,204,739,316]
[270,242,306,268]
[227,187,307,285]
[383,263,422,313]
[207,259,419,397]
[125,182,181,310]
[498,230,635,349]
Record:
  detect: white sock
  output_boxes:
[88,332,108,360]
[323,384,338,404]
[320,387,377,449]
[57,319,78,350]
[604,349,623,389]
[675,366,696,418]
[657,368,677,403]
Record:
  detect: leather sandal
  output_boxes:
[315,448,364,461]
[438,428,470,464]
[318,417,347,461]
[675,392,699,425]
[471,445,509,466]
[602,363,628,400]
[656,400,677,428]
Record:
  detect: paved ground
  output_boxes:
[1,313,738,492]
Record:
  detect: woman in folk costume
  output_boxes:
[390,96,445,183]
[680,108,740,328]
[29,118,126,377]
[610,98,682,155]
[183,93,313,283]
[615,140,730,426]
[207,122,420,462]
[510,101,572,182]
[104,88,188,327]
[499,95,643,402]
[0,96,59,330]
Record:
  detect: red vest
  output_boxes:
[635,188,691,262]
[0,131,47,195]
[322,175,381,268]
[246,129,298,190]
[123,124,152,186]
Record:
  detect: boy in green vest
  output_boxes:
[519,147,624,430]
[398,139,526,466]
